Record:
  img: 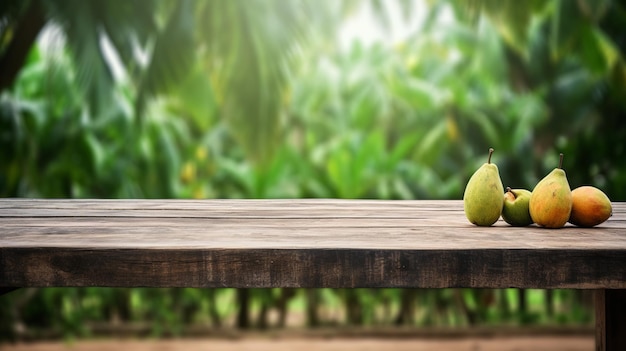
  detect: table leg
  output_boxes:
[596,289,626,351]
[0,287,19,296]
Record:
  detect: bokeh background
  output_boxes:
[1,0,625,342]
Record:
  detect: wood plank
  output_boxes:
[0,199,457,212]
[0,199,625,289]
[1,247,624,289]
[0,219,624,250]
[0,199,460,218]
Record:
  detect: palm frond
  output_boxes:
[135,0,196,119]
[43,0,159,116]
[199,0,344,166]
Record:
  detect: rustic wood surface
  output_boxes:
[0,199,625,289]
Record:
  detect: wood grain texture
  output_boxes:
[0,199,625,288]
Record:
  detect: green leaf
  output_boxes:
[84,132,105,175]
[389,133,420,167]
[477,0,544,56]
[580,27,620,75]
[415,120,446,163]
[391,77,448,111]
[136,0,196,117]
[464,110,499,146]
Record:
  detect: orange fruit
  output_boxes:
[569,186,612,227]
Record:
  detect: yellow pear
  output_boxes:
[463,148,504,226]
[529,154,572,228]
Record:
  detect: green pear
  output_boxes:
[463,148,504,226]
[502,187,533,226]
[529,153,572,228]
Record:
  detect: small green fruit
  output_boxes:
[463,148,504,226]
[502,187,533,226]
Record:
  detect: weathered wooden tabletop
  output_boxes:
[1,198,625,350]
[0,199,624,289]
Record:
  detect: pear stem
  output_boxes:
[487,148,494,164]
[558,153,564,169]
[505,187,515,199]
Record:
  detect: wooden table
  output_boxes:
[1,199,625,350]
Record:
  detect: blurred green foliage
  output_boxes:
[0,287,595,339]
[1,0,625,340]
